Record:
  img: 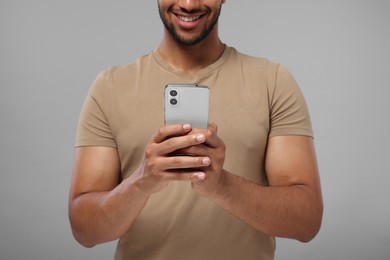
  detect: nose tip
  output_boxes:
[178,0,201,12]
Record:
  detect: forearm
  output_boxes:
[210,171,323,242]
[69,178,149,247]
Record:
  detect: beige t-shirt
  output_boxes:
[76,46,313,260]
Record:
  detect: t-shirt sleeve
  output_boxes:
[268,64,313,138]
[75,71,117,148]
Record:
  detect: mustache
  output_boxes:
[169,6,209,14]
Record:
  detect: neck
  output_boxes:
[158,29,225,76]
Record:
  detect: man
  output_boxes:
[69,0,323,259]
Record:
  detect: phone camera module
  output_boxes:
[170,98,178,105]
[170,90,178,97]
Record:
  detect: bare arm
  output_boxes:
[189,127,323,242]
[68,147,151,247]
[68,124,211,247]
[69,122,322,247]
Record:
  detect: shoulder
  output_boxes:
[227,47,279,73]
[224,47,282,88]
[224,46,284,92]
[103,52,154,81]
[89,52,154,94]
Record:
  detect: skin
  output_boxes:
[69,0,323,248]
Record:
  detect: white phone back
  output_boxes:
[164,84,209,128]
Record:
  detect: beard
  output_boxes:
[158,3,222,46]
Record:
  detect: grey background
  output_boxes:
[1,0,389,259]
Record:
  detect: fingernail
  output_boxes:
[193,172,206,180]
[183,124,192,131]
[196,134,205,142]
[202,157,210,165]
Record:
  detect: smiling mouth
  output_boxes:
[177,15,202,22]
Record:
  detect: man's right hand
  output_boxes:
[69,124,210,247]
[132,124,211,195]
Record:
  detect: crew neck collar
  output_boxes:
[152,45,232,82]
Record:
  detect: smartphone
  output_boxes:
[164,84,209,128]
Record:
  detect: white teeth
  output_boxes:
[178,15,200,22]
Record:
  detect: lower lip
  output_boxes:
[174,15,203,30]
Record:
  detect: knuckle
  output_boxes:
[210,123,218,132]
[205,129,213,138]
[174,124,183,132]
[208,125,217,135]
[145,145,155,159]
[157,126,166,137]
[145,156,162,174]
[170,157,183,168]
[146,160,157,172]
[187,135,198,146]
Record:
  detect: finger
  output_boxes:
[164,171,205,182]
[159,133,206,155]
[191,172,206,182]
[190,123,217,134]
[208,123,218,133]
[204,123,223,148]
[152,124,192,143]
[190,123,221,148]
[162,156,210,170]
[175,144,209,157]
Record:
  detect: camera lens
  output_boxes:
[170,90,178,96]
[170,98,178,105]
